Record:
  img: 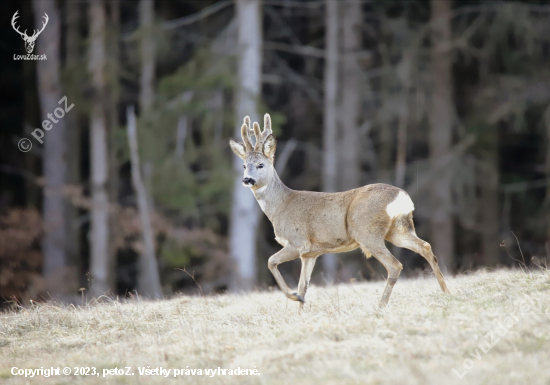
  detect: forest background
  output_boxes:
[0,0,549,304]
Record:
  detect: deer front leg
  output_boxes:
[268,245,302,302]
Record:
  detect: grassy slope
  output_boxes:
[1,269,549,385]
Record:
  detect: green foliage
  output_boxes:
[160,238,192,267]
[136,48,235,225]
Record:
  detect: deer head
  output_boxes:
[12,11,49,54]
[229,114,277,190]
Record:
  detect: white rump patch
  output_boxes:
[386,191,415,218]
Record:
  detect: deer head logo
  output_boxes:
[11,11,49,54]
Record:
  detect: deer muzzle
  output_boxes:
[242,177,256,186]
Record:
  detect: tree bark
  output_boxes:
[395,52,412,189]
[394,111,408,188]
[64,0,82,290]
[339,0,361,191]
[127,106,163,299]
[322,0,339,282]
[33,0,70,298]
[378,24,393,184]
[478,130,500,266]
[88,0,111,296]
[229,0,262,291]
[544,105,550,257]
[107,0,121,291]
[428,0,455,273]
[139,0,155,113]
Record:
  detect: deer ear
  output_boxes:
[262,134,276,163]
[229,139,246,160]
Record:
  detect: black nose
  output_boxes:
[243,177,256,186]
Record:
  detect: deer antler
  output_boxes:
[261,113,273,142]
[11,11,28,38]
[253,113,273,152]
[241,116,253,152]
[30,13,49,39]
[253,122,262,151]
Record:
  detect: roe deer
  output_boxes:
[229,114,451,307]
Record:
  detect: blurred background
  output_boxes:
[1,0,549,305]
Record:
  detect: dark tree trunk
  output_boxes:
[63,0,82,291]
[428,0,455,273]
[338,0,361,191]
[478,128,500,266]
[139,0,155,113]
[322,0,339,281]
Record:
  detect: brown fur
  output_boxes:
[230,114,451,307]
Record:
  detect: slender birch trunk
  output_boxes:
[229,0,262,291]
[127,106,163,298]
[33,0,69,297]
[88,0,111,296]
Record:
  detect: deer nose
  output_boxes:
[242,177,256,186]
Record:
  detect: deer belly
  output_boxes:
[310,240,359,254]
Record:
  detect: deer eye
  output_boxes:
[257,163,264,169]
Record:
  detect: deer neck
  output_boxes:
[252,172,291,221]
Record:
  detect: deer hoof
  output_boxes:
[288,292,304,303]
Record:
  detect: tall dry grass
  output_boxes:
[1,268,549,384]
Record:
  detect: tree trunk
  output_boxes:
[428,0,455,273]
[107,0,121,292]
[64,0,81,291]
[127,106,163,299]
[322,0,339,282]
[394,111,408,188]
[33,0,70,298]
[544,105,550,258]
[395,52,412,189]
[229,0,262,291]
[139,0,155,113]
[378,22,393,184]
[478,130,500,267]
[88,0,111,296]
[339,0,361,191]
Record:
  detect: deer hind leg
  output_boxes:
[356,238,403,307]
[268,245,303,302]
[297,256,318,308]
[386,228,451,295]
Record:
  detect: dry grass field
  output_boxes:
[1,268,549,385]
